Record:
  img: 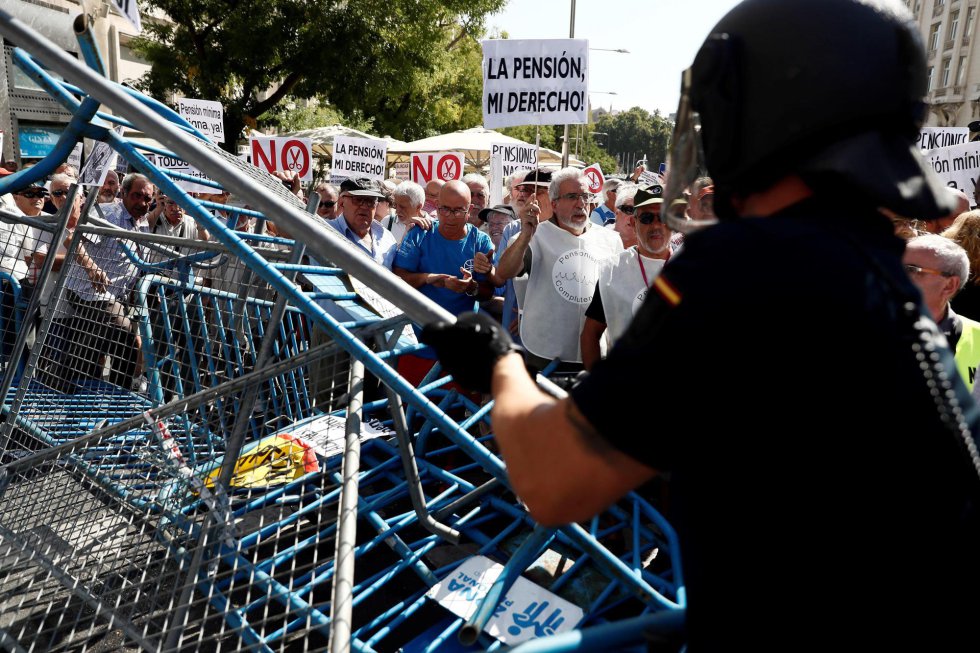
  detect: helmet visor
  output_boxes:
[663,68,717,234]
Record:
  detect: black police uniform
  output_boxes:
[571,195,980,650]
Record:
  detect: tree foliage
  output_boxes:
[594,107,674,172]
[132,0,505,150]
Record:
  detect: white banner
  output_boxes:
[178,98,225,144]
[481,39,589,129]
[250,136,314,182]
[79,127,125,187]
[330,136,387,183]
[110,0,142,34]
[144,153,216,194]
[917,127,969,152]
[925,141,980,205]
[411,152,464,184]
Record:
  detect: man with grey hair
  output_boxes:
[904,233,980,390]
[495,167,623,373]
[314,181,340,219]
[590,178,621,226]
[609,182,639,249]
[62,172,153,390]
[387,181,434,245]
[462,173,490,228]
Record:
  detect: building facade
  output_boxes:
[2,0,151,168]
[910,0,980,126]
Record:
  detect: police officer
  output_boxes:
[422,0,980,648]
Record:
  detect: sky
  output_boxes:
[488,0,742,117]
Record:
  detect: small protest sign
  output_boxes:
[393,162,411,181]
[583,163,604,195]
[250,136,314,182]
[110,0,142,34]
[490,142,537,177]
[411,152,465,184]
[925,140,980,206]
[917,127,969,153]
[177,98,225,144]
[67,142,83,171]
[426,555,584,645]
[144,152,216,194]
[330,136,388,183]
[79,126,125,187]
[481,39,589,129]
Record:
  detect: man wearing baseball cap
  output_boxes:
[326,177,399,269]
[581,184,672,370]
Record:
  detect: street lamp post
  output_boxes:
[561,0,577,168]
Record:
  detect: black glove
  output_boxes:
[420,311,521,393]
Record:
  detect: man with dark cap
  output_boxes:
[326,177,398,269]
[421,0,980,649]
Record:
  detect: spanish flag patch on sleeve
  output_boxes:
[652,275,682,306]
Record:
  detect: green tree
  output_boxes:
[595,107,674,173]
[132,0,505,150]
[264,100,374,134]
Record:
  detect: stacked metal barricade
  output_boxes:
[0,10,686,652]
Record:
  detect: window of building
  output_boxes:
[931,22,942,50]
[950,10,960,40]
[942,57,953,86]
[928,65,935,91]
[957,55,968,85]
[966,6,976,36]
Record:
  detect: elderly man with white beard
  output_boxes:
[494,167,623,377]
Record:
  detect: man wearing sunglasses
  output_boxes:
[313,182,340,219]
[904,234,980,391]
[580,184,672,370]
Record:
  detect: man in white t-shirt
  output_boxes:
[495,168,623,374]
[581,184,672,370]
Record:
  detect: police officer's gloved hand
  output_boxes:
[420,312,521,394]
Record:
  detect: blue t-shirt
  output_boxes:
[395,222,494,317]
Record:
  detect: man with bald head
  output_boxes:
[393,180,496,385]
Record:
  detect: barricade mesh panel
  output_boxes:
[0,32,686,652]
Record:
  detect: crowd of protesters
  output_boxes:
[17,155,980,406]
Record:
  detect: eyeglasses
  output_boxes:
[636,211,665,225]
[350,196,379,206]
[516,185,547,195]
[129,192,153,202]
[437,205,468,217]
[17,190,48,199]
[559,193,590,202]
[319,201,336,209]
[50,189,70,198]
[904,263,954,278]
[617,205,635,215]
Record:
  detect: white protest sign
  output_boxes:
[79,127,125,187]
[639,169,663,186]
[411,152,465,184]
[144,152,216,194]
[178,98,225,144]
[426,556,584,645]
[482,39,589,129]
[490,151,504,207]
[491,142,537,177]
[110,0,141,34]
[330,136,387,183]
[250,136,314,182]
[349,275,418,345]
[917,127,969,152]
[583,163,604,195]
[67,142,83,171]
[925,141,980,204]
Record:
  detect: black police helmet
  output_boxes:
[690,0,956,220]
